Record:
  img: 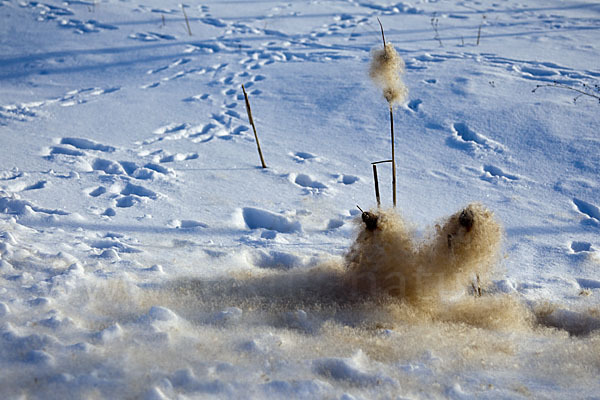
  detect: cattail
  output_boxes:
[369,43,408,107]
[369,20,408,207]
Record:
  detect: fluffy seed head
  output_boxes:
[369,43,408,106]
[344,203,503,304]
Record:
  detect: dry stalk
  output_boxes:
[242,84,267,168]
[377,19,397,207]
[372,164,381,207]
[476,15,486,46]
[181,4,192,36]
[532,81,600,104]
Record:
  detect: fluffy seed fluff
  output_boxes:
[345,203,503,304]
[369,43,408,106]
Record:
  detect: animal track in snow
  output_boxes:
[157,152,198,163]
[48,146,85,157]
[239,207,301,233]
[23,181,47,191]
[247,249,306,270]
[129,32,176,41]
[480,165,520,182]
[89,238,141,255]
[120,183,158,199]
[183,93,211,103]
[115,196,138,208]
[577,278,600,290]
[407,99,422,112]
[1,86,119,124]
[290,174,328,192]
[20,1,73,21]
[168,220,208,229]
[571,241,592,253]
[60,137,115,152]
[333,174,359,185]
[91,157,175,180]
[147,58,191,75]
[88,186,107,197]
[0,195,68,216]
[573,198,600,225]
[448,122,505,153]
[290,152,319,163]
[58,18,118,34]
[0,169,24,181]
[92,158,127,175]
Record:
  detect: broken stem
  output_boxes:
[242,84,267,168]
[371,160,393,165]
[372,164,381,207]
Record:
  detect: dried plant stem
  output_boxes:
[372,164,381,207]
[532,81,600,103]
[371,160,393,165]
[376,19,398,207]
[431,15,443,47]
[242,84,267,168]
[377,18,386,47]
[181,4,192,36]
[476,15,485,46]
[389,106,397,207]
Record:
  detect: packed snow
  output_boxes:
[1,0,599,398]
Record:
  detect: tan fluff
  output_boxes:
[345,203,502,304]
[369,43,408,106]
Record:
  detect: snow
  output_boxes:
[1,0,600,398]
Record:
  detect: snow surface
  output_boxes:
[1,0,600,398]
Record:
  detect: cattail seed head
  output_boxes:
[369,43,408,107]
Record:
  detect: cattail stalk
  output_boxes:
[389,105,396,207]
[181,4,192,36]
[377,18,397,207]
[370,20,408,207]
[242,84,267,168]
[372,164,381,207]
[371,160,392,207]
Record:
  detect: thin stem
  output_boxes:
[390,106,396,207]
[181,4,192,36]
[371,160,393,165]
[532,82,600,102]
[242,85,267,168]
[377,18,386,48]
[372,164,381,207]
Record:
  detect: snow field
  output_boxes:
[1,0,600,398]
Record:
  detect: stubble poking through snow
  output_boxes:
[369,43,408,106]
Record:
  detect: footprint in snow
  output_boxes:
[238,207,301,233]
[480,165,520,183]
[407,99,422,112]
[333,174,359,185]
[129,32,175,41]
[570,241,592,253]
[290,173,328,193]
[147,58,190,75]
[88,186,106,197]
[60,137,115,152]
[23,181,47,191]
[447,122,505,154]
[573,198,600,226]
[158,152,198,163]
[168,220,208,229]
[290,151,319,163]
